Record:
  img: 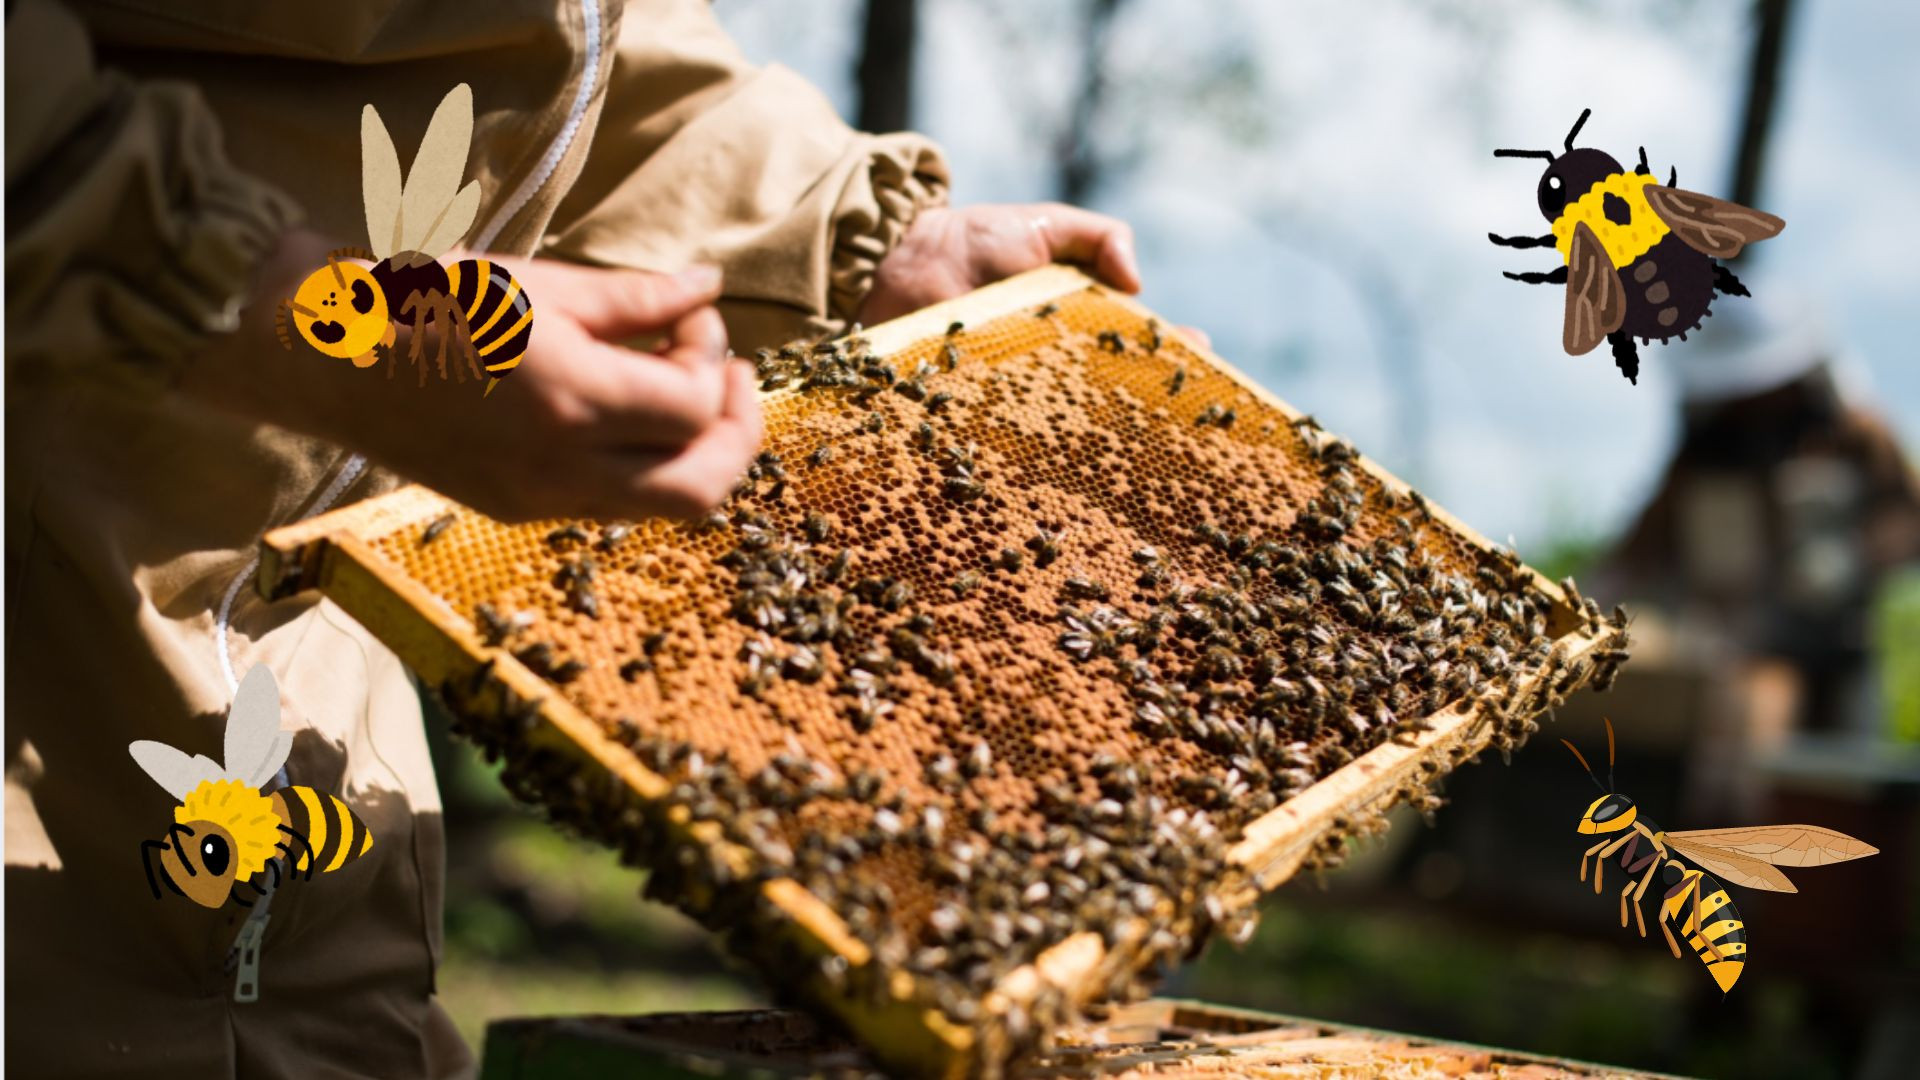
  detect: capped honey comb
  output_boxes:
[264,266,1628,1080]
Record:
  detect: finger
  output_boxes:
[1177,324,1212,351]
[1030,204,1142,293]
[627,360,763,518]
[572,334,729,447]
[659,303,728,373]
[570,265,724,342]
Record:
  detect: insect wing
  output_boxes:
[1563,221,1624,356]
[1665,824,1878,868]
[1644,186,1785,260]
[128,741,226,800]
[225,664,294,789]
[1665,837,1797,893]
[362,104,404,261]
[398,83,475,257]
[416,180,480,261]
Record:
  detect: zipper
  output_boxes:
[470,0,605,252]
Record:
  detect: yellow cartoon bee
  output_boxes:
[274,83,533,394]
[130,665,372,909]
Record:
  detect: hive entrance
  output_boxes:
[270,267,1625,1078]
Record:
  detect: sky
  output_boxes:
[716,0,1918,556]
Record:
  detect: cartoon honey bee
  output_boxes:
[130,665,372,909]
[1564,720,1875,992]
[274,83,532,395]
[1491,109,1784,384]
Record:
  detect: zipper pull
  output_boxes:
[232,913,270,1003]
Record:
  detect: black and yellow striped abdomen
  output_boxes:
[1660,863,1746,993]
[270,786,374,875]
[445,258,533,391]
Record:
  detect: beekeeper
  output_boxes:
[2,2,1144,1076]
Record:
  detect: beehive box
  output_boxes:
[263,265,1628,1079]
[478,1001,1669,1079]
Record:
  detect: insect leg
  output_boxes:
[1713,263,1751,297]
[1593,833,1632,893]
[1622,852,1660,935]
[166,823,199,877]
[401,291,434,375]
[229,883,256,908]
[1487,232,1556,249]
[1502,267,1568,285]
[1607,330,1640,385]
[437,293,479,382]
[140,840,174,900]
[278,824,317,880]
[1691,887,1724,962]
[1580,837,1612,882]
[1659,914,1684,958]
[1636,146,1650,175]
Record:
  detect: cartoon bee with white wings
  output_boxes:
[130,665,372,909]
[275,83,532,395]
[1566,720,1876,993]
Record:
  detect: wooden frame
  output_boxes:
[263,266,1622,1079]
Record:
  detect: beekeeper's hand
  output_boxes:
[858,203,1208,348]
[187,230,761,522]
[858,204,1142,325]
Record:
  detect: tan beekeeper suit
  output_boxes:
[3,1,948,1076]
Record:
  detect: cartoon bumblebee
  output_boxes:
[1564,720,1875,992]
[130,666,372,909]
[1491,109,1784,384]
[275,83,532,395]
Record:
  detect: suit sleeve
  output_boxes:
[3,0,300,389]
[540,0,950,350]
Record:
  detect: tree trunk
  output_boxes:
[855,0,918,133]
[1729,0,1795,215]
[1058,0,1125,205]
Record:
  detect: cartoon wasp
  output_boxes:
[130,665,373,909]
[1490,108,1785,384]
[1564,720,1875,993]
[275,83,532,395]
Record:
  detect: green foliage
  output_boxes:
[1877,567,1920,744]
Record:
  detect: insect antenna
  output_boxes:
[1493,147,1556,162]
[1564,107,1592,152]
[1560,738,1606,793]
[274,302,301,351]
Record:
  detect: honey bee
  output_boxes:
[130,666,372,909]
[1492,109,1783,384]
[1564,720,1876,992]
[275,84,533,395]
[419,512,456,544]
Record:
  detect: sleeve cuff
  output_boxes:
[4,0,301,391]
[823,132,950,330]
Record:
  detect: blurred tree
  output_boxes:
[1057,0,1126,204]
[855,0,917,133]
[1730,0,1795,216]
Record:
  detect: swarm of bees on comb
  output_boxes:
[344,276,1628,1076]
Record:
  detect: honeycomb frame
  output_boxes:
[262,266,1624,1079]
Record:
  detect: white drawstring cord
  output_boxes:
[216,452,369,696]
[470,0,602,252]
